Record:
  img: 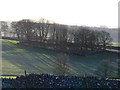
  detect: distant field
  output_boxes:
[111,42,120,47]
[2,39,118,77]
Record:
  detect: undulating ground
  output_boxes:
[2,39,118,77]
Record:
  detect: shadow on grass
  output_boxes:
[2,40,119,76]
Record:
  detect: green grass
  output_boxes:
[0,76,17,79]
[2,39,118,77]
[111,42,120,47]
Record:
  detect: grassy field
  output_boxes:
[2,39,118,77]
[111,42,120,47]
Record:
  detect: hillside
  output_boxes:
[2,39,118,77]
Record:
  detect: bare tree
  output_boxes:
[54,53,70,75]
[95,59,113,78]
[58,25,68,49]
[94,31,102,50]
[0,21,8,37]
[10,19,113,55]
[99,31,112,49]
[11,21,21,40]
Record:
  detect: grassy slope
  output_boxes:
[2,39,118,76]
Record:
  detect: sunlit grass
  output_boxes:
[0,76,17,79]
[8,40,19,44]
[111,42,120,47]
[2,39,19,45]
[107,78,120,81]
[15,48,27,52]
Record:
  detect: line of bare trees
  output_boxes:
[1,19,120,78]
[0,19,112,53]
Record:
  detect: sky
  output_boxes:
[0,0,119,28]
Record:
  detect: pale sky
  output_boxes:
[0,0,119,28]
